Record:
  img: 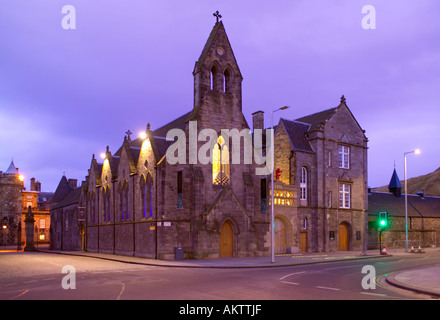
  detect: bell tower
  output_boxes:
[191,14,246,130]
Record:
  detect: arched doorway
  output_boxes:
[338,222,350,251]
[275,218,287,254]
[220,221,233,257]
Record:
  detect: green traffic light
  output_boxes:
[380,220,386,226]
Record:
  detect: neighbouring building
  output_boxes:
[74,18,369,260]
[50,175,84,251]
[368,168,440,249]
[0,160,24,245]
[273,95,369,253]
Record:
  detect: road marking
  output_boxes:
[324,264,363,271]
[116,282,126,300]
[316,286,340,291]
[9,289,30,300]
[361,292,388,297]
[280,281,299,285]
[280,271,306,281]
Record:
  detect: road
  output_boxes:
[0,251,438,301]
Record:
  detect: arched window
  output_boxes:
[300,167,307,200]
[92,192,97,224]
[223,69,231,93]
[106,187,111,222]
[213,135,230,185]
[120,181,128,221]
[210,66,217,91]
[141,176,146,218]
[119,183,124,221]
[103,187,108,222]
[141,174,153,218]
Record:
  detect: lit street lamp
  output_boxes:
[271,105,289,263]
[404,149,420,252]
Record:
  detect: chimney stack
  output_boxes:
[30,177,36,191]
[68,179,78,189]
[252,110,264,132]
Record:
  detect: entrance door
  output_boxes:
[220,221,233,257]
[275,218,287,254]
[300,232,308,252]
[338,222,349,251]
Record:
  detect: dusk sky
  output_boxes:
[1,0,439,192]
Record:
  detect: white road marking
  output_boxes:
[361,292,388,297]
[324,264,363,271]
[280,281,299,285]
[279,271,306,281]
[116,282,126,300]
[316,286,340,291]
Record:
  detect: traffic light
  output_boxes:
[378,212,388,228]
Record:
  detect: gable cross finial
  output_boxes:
[340,95,346,104]
[213,10,222,23]
[125,130,132,141]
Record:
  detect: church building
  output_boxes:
[80,18,368,259]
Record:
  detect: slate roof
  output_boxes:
[51,187,81,210]
[52,175,73,203]
[388,168,402,189]
[295,107,338,131]
[279,118,313,153]
[368,191,440,218]
[5,160,18,174]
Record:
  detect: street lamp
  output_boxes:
[404,149,420,252]
[271,105,289,263]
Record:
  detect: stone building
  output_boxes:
[368,169,440,249]
[21,189,51,245]
[50,175,84,251]
[0,160,23,245]
[272,96,369,253]
[78,19,368,259]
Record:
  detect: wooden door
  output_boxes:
[220,221,233,257]
[300,232,308,252]
[338,222,349,251]
[275,218,287,254]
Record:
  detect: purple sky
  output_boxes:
[1,0,439,192]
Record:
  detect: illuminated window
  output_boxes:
[212,136,230,185]
[339,184,351,208]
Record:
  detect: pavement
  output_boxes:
[2,244,440,298]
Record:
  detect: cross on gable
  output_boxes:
[213,10,222,23]
[125,130,133,141]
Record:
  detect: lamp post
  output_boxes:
[404,149,420,252]
[271,105,289,263]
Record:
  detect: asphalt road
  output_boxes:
[1,251,438,301]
